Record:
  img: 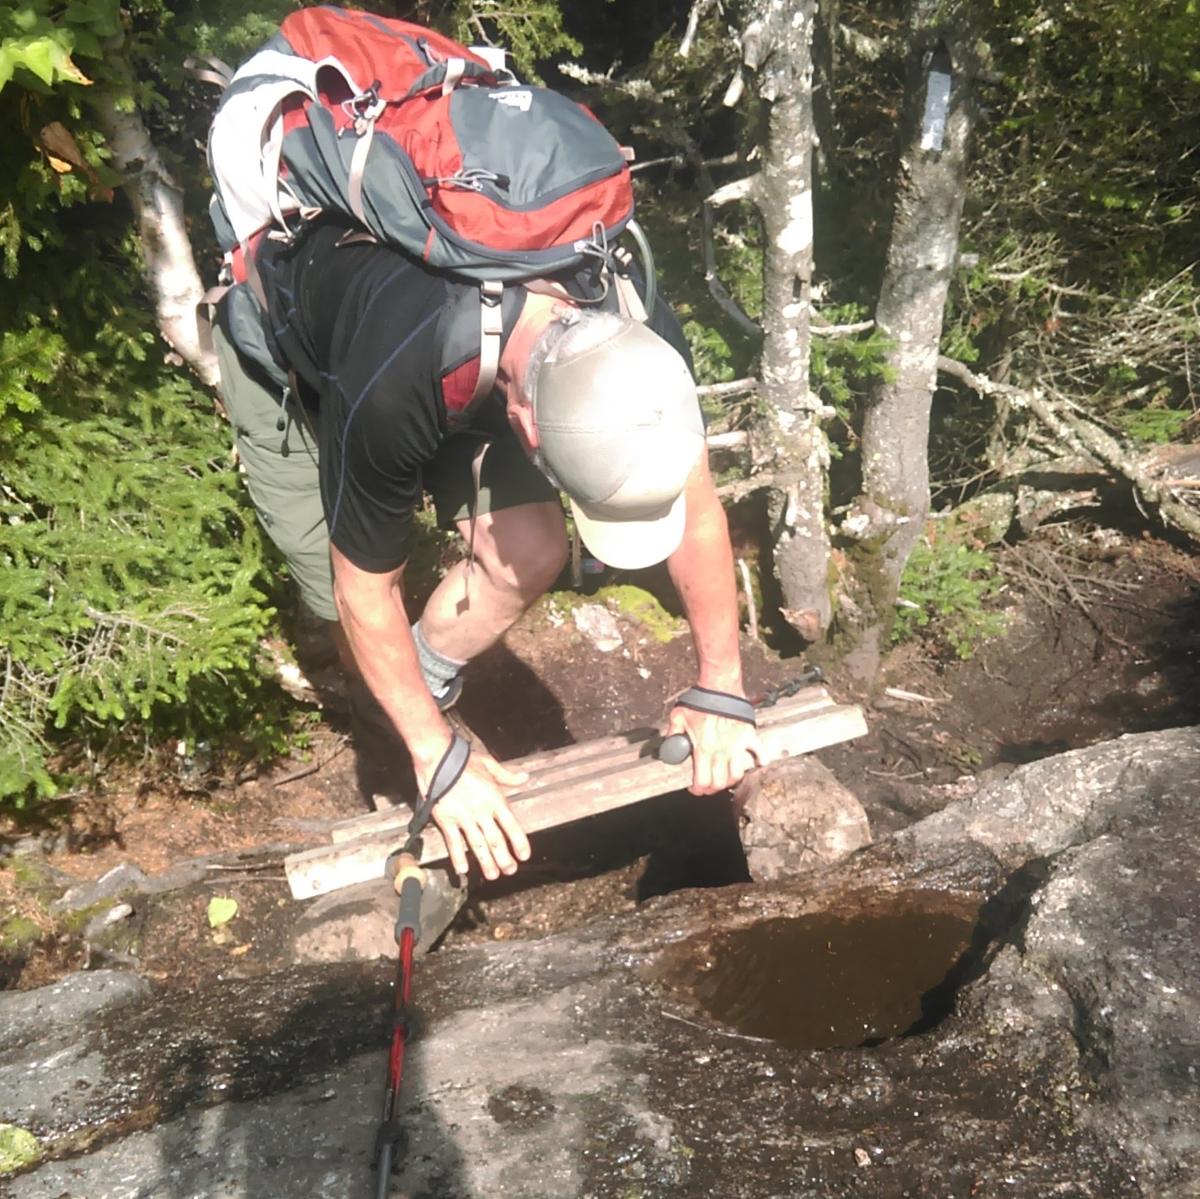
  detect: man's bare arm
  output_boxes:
[331,545,530,878]
[665,455,765,793]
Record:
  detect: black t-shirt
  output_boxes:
[258,221,501,572]
[256,219,692,573]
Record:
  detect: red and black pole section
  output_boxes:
[372,731,470,1198]
[374,848,423,1199]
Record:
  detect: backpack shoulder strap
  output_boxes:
[209,48,358,245]
[473,282,505,405]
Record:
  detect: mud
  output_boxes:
[5,536,1197,992]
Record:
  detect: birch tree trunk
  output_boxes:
[93,59,219,389]
[742,0,830,643]
[839,3,976,681]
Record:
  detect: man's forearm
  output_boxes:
[667,457,745,694]
[331,545,454,781]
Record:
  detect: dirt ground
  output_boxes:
[2,528,1198,991]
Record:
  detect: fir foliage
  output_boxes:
[447,0,581,83]
[0,0,277,806]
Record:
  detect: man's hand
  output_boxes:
[427,752,531,880]
[665,704,766,795]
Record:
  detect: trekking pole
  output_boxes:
[371,732,470,1197]
[657,666,824,764]
[374,847,424,1199]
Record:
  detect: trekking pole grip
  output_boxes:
[658,733,693,764]
[389,852,426,937]
[658,686,759,764]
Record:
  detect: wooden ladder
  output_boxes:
[283,685,867,899]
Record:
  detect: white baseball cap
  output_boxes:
[530,314,705,569]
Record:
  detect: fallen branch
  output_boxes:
[272,737,349,787]
[882,687,943,705]
[996,541,1136,649]
[938,356,1200,545]
[698,377,759,400]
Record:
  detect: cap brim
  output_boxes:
[569,492,687,571]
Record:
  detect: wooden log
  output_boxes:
[284,691,867,900]
[328,687,838,845]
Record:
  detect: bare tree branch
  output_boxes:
[93,67,219,389]
[698,377,759,400]
[938,356,1200,544]
[703,176,763,337]
[706,430,750,449]
[679,0,720,58]
[812,317,876,337]
[631,151,741,174]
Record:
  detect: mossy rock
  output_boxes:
[59,899,118,935]
[0,1124,42,1173]
[0,916,42,953]
[8,855,62,903]
[527,584,684,644]
[593,585,684,645]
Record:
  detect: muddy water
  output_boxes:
[688,909,976,1049]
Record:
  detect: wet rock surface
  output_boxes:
[5,727,1199,1197]
[291,868,467,964]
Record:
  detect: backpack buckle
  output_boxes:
[343,81,386,134]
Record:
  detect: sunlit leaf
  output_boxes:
[0,1124,42,1174]
[207,896,238,928]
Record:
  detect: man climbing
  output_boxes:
[215,216,762,883]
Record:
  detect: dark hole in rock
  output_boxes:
[681,908,978,1050]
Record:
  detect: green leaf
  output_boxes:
[64,0,121,38]
[64,0,107,21]
[2,33,90,90]
[207,896,238,928]
[68,27,100,59]
[13,36,64,84]
[0,1124,42,1174]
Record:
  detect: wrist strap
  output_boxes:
[673,685,756,726]
[405,733,470,851]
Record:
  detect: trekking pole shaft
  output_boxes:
[375,1144,393,1199]
[373,896,419,1197]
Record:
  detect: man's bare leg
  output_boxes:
[327,499,567,721]
[419,500,569,661]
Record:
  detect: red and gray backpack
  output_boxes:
[203,5,654,413]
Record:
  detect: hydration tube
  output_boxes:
[624,218,657,322]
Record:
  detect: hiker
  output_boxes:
[205,10,764,884]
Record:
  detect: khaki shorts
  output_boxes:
[215,328,558,621]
